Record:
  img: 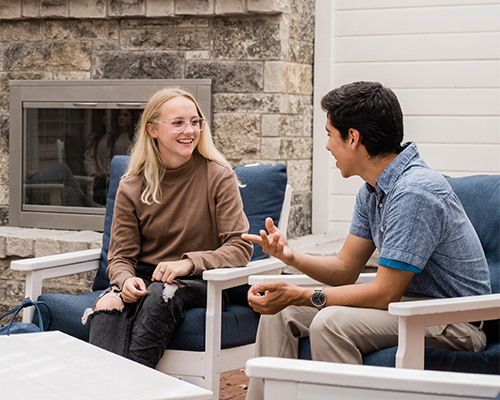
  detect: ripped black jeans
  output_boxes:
[88,268,207,368]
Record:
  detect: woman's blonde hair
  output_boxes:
[126,87,231,204]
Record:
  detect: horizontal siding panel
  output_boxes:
[327,221,351,238]
[394,89,500,116]
[417,143,500,172]
[334,0,500,10]
[334,33,500,63]
[334,5,500,36]
[404,116,500,144]
[329,169,364,195]
[328,194,356,221]
[332,61,500,89]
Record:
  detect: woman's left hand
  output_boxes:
[153,259,194,283]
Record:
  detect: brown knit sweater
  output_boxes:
[107,152,253,289]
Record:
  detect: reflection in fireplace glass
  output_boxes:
[24,108,142,208]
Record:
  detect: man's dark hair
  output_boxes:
[321,82,404,157]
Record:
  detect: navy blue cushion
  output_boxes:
[168,304,260,351]
[235,164,287,261]
[445,175,500,343]
[92,156,129,291]
[37,291,102,341]
[363,343,500,375]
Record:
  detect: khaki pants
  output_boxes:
[246,298,487,400]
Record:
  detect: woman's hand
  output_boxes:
[121,277,147,303]
[153,259,194,284]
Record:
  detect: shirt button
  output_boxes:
[380,226,384,232]
[379,202,383,208]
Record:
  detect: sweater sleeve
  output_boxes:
[182,168,253,274]
[106,179,141,289]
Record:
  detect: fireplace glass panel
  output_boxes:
[24,107,142,209]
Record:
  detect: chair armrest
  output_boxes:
[388,293,500,370]
[202,257,285,287]
[10,248,101,322]
[245,357,500,399]
[248,272,377,287]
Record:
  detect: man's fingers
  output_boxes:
[241,233,262,244]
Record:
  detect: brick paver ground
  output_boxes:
[220,369,249,399]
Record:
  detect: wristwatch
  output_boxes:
[310,287,326,310]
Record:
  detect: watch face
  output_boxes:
[311,290,326,307]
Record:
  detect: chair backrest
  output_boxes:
[446,175,500,294]
[446,174,500,342]
[92,156,288,291]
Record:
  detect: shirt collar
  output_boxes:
[366,142,419,195]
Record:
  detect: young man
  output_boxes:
[243,82,491,400]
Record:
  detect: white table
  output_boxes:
[0,331,212,400]
[246,357,500,400]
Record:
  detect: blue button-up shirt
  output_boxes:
[350,142,491,298]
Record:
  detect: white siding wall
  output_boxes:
[312,0,500,236]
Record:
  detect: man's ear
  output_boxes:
[348,128,361,148]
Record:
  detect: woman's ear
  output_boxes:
[146,123,157,138]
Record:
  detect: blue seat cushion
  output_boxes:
[168,304,260,351]
[363,343,500,375]
[37,291,103,341]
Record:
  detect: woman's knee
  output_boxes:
[95,293,123,311]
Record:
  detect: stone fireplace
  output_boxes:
[0,0,314,313]
[0,0,315,238]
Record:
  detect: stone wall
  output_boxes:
[0,226,102,317]
[0,0,314,237]
[0,0,315,318]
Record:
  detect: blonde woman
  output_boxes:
[88,88,253,367]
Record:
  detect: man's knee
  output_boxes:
[309,306,356,342]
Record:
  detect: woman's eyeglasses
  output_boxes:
[150,118,206,133]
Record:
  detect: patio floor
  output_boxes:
[220,369,249,399]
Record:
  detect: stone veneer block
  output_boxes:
[213,114,260,160]
[23,0,41,18]
[215,0,246,15]
[93,51,184,79]
[261,114,281,137]
[109,0,145,16]
[212,93,285,114]
[187,61,263,92]
[121,27,209,51]
[280,137,312,159]
[6,236,34,258]
[0,2,22,18]
[41,0,68,17]
[5,42,91,71]
[0,236,5,258]
[260,137,281,159]
[175,0,214,15]
[287,159,312,193]
[247,0,290,14]
[212,17,281,60]
[69,0,107,18]
[145,0,174,17]
[34,238,62,257]
[264,61,312,95]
